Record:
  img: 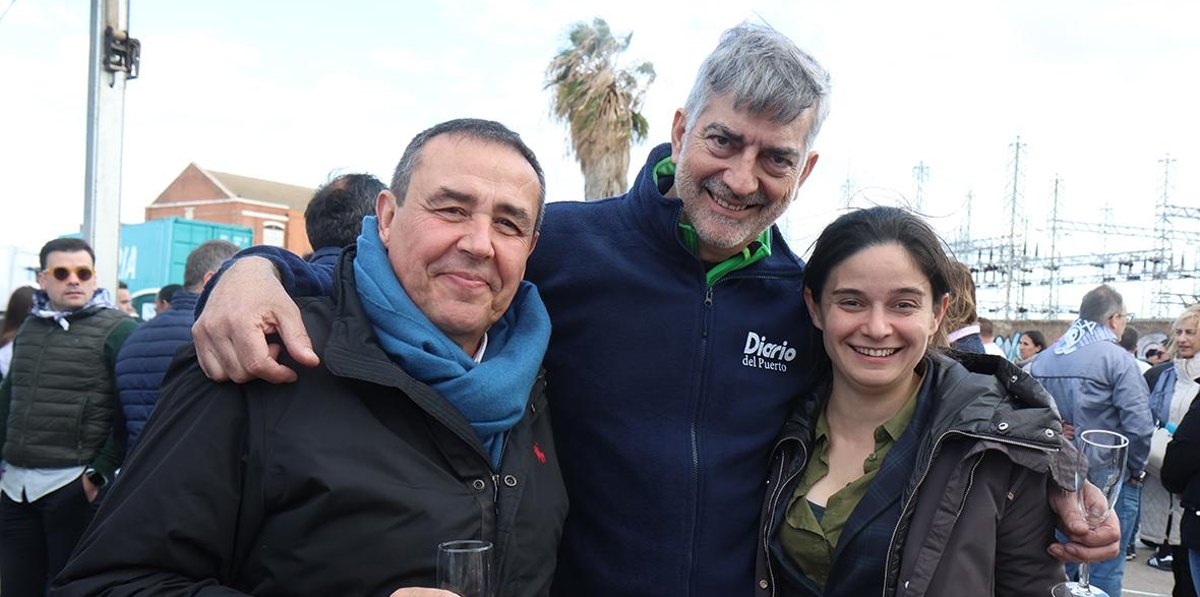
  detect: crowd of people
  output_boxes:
[8,19,1200,597]
[963,290,1200,597]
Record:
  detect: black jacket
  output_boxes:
[1162,396,1200,549]
[53,249,568,597]
[756,352,1063,596]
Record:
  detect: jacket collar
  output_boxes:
[315,247,547,460]
[622,143,805,280]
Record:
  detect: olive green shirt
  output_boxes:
[778,378,922,590]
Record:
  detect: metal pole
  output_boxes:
[83,0,132,296]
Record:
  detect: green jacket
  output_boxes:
[0,306,137,482]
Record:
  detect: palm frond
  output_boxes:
[544,18,655,200]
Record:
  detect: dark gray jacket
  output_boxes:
[757,352,1066,596]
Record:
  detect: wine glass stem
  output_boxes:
[1078,561,1091,590]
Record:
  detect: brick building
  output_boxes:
[145,163,315,256]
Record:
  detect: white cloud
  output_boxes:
[2,0,1198,315]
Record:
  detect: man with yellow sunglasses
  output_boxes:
[0,237,137,597]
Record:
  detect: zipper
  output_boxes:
[673,249,799,593]
[684,284,716,593]
[761,437,807,597]
[880,429,1058,595]
[492,420,519,507]
[954,454,985,521]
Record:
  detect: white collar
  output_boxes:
[471,332,488,364]
[947,324,981,343]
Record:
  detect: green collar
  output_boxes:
[653,156,773,285]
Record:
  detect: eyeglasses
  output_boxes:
[43,266,95,282]
[1111,312,1134,323]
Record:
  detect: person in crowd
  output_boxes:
[0,238,137,597]
[52,119,566,597]
[1017,329,1047,370]
[1122,326,1153,374]
[1118,326,1153,561]
[1146,343,1170,366]
[304,172,385,268]
[978,317,1005,357]
[153,284,183,316]
[759,205,1064,595]
[1142,304,1200,595]
[943,261,986,354]
[112,240,239,452]
[1161,383,1200,596]
[1030,284,1154,596]
[186,24,1120,596]
[115,281,137,319]
[0,286,36,379]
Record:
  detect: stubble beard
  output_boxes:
[676,168,792,255]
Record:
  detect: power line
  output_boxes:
[0,0,19,26]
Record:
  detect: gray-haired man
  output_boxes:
[188,23,1119,596]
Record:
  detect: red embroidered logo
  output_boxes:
[532,442,547,464]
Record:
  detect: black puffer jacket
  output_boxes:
[3,306,130,468]
[1161,396,1200,549]
[53,249,568,597]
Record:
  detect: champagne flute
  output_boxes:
[1051,429,1128,597]
[437,539,492,597]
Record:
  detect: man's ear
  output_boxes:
[669,108,688,164]
[804,287,823,331]
[796,151,820,189]
[376,190,397,243]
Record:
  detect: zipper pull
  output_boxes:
[705,286,714,307]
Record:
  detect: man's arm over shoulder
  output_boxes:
[195,245,334,315]
[52,347,254,597]
[192,252,322,383]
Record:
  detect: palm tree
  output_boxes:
[546,18,655,200]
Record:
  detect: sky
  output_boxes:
[2,0,1199,318]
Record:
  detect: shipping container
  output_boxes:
[115,218,253,294]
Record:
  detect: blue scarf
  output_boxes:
[353,217,550,468]
[1052,318,1117,355]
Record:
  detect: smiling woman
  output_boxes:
[756,206,1066,596]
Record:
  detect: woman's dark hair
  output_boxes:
[1,286,37,346]
[803,206,954,377]
[1022,329,1047,351]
